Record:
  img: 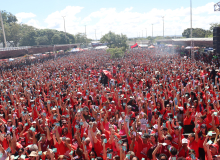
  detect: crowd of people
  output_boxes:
[0,48,219,160]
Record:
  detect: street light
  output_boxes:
[152,24,153,38]
[190,0,193,59]
[162,16,164,38]
[62,16,67,42]
[145,28,147,38]
[0,10,7,47]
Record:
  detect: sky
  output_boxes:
[1,0,220,39]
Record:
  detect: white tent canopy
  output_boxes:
[95,46,109,50]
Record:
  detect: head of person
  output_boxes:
[164,135,172,145]
[188,133,195,142]
[158,154,168,160]
[89,150,97,159]
[200,124,207,134]
[40,134,46,142]
[173,126,180,135]
[150,133,158,144]
[127,151,135,160]
[142,133,150,143]
[162,127,168,135]
[84,137,91,146]
[188,149,196,159]
[210,143,219,155]
[62,127,68,136]
[76,148,84,157]
[182,138,188,148]
[113,155,120,160]
[169,146,177,157]
[29,151,38,160]
[83,106,89,116]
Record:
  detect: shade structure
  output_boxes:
[148,45,155,49]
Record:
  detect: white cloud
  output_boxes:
[44,6,83,30]
[16,12,36,22]
[26,19,44,29]
[22,2,220,39]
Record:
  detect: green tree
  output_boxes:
[66,33,75,44]
[182,28,210,38]
[20,30,37,46]
[209,23,220,31]
[7,23,21,47]
[52,34,61,44]
[1,10,17,24]
[36,36,49,45]
[107,47,124,59]
[75,33,87,43]
[100,31,128,51]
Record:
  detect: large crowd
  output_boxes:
[0,48,219,160]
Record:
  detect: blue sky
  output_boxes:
[1,0,220,38]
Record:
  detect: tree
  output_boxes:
[100,31,128,51]
[182,28,210,38]
[1,10,17,24]
[7,23,21,47]
[107,47,124,59]
[75,33,87,44]
[52,34,61,44]
[36,36,49,45]
[19,30,37,46]
[209,23,220,32]
[66,33,75,44]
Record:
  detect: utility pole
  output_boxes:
[190,0,193,59]
[0,10,7,47]
[152,24,153,38]
[85,25,87,47]
[145,28,147,38]
[142,30,143,39]
[95,29,97,41]
[162,16,164,38]
[62,16,67,42]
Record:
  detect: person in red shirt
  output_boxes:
[187,127,200,158]
[177,138,189,158]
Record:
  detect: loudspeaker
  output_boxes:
[213,27,220,53]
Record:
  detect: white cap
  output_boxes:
[182,138,188,144]
[153,124,158,129]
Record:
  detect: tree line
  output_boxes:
[182,23,220,38]
[0,10,91,47]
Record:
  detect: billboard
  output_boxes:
[214,1,220,11]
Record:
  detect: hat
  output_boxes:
[52,108,56,111]
[182,138,188,144]
[201,124,207,128]
[77,92,82,95]
[83,106,89,111]
[142,133,150,139]
[211,143,219,153]
[28,144,38,152]
[153,124,158,129]
[29,151,38,157]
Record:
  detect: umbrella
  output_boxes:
[185,46,193,49]
[103,70,112,79]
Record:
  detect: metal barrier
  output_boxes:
[0,46,31,51]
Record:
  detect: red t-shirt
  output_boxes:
[188,140,200,158]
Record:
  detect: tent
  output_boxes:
[148,45,155,49]
[95,46,108,50]
[185,46,193,49]
[165,44,173,47]
[131,43,138,48]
